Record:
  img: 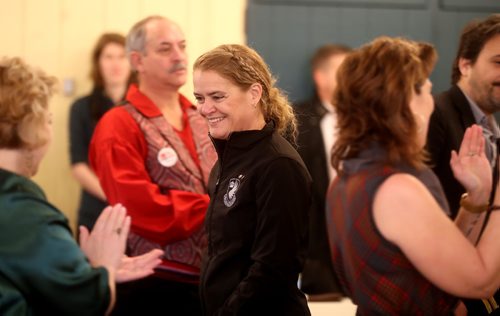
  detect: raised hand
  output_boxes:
[450,125,492,205]
[79,204,131,271]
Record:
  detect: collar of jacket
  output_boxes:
[125,84,196,118]
[0,168,46,199]
[210,120,275,156]
[448,84,477,127]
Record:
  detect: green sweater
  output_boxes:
[0,168,110,315]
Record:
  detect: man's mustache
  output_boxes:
[168,63,187,73]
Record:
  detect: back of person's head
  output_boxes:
[90,32,127,88]
[0,57,57,149]
[193,44,297,142]
[331,36,436,172]
[451,14,500,84]
[311,44,352,73]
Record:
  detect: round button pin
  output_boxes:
[157,147,178,167]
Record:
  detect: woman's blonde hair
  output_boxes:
[193,44,297,142]
[0,57,57,149]
[331,37,437,172]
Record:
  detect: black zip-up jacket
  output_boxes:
[200,122,312,316]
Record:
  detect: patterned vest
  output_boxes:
[327,163,457,315]
[123,103,216,279]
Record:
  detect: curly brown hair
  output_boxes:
[0,57,57,149]
[331,37,437,173]
[193,44,297,143]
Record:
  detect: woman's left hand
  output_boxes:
[450,124,492,205]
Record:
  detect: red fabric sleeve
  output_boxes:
[89,108,209,245]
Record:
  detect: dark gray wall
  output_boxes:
[246,0,500,102]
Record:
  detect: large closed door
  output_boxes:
[246,0,500,102]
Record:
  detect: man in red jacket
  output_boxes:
[90,15,216,315]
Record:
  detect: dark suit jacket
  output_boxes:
[427,85,476,218]
[295,96,342,294]
[428,85,500,316]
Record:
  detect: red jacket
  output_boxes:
[90,84,216,280]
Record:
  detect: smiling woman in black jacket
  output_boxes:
[193,44,312,316]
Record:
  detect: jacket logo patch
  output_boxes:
[223,175,243,207]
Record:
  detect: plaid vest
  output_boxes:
[124,103,216,280]
[327,163,457,315]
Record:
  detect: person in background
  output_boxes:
[0,56,162,315]
[90,16,216,315]
[69,33,133,231]
[427,14,500,220]
[194,44,312,316]
[295,44,351,301]
[326,36,500,315]
[426,13,500,315]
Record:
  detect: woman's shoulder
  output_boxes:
[70,94,93,109]
[69,95,94,121]
[0,191,68,229]
[0,171,67,227]
[0,196,73,276]
[378,172,423,194]
[256,143,311,184]
[373,170,442,230]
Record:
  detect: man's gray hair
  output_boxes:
[126,15,166,55]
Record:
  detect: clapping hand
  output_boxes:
[450,125,492,205]
[116,250,164,283]
[79,204,130,270]
[79,204,163,283]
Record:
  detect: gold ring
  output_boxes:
[467,152,476,156]
[115,227,121,235]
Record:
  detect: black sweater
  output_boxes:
[200,122,312,316]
